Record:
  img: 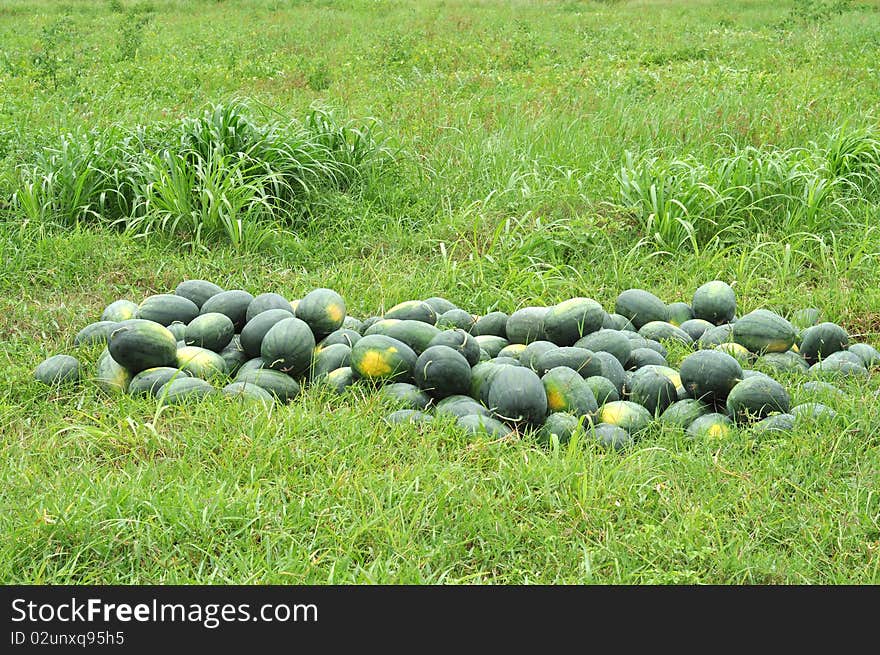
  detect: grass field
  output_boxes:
[2,0,880,583]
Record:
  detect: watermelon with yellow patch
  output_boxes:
[541,366,598,418]
[732,309,797,354]
[295,288,347,339]
[384,300,437,324]
[543,297,605,346]
[715,341,752,364]
[176,345,227,380]
[350,334,417,383]
[597,400,652,435]
[686,412,734,439]
[95,349,132,393]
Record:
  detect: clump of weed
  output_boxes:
[116,3,155,61]
[617,126,880,252]
[13,102,396,250]
[30,12,79,90]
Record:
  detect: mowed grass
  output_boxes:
[2,0,880,583]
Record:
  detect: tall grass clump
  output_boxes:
[617,126,880,252]
[11,102,395,248]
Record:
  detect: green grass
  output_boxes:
[2,0,880,583]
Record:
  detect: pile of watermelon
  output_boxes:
[34,279,879,450]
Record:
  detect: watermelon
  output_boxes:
[626,347,668,370]
[261,317,316,377]
[535,347,599,378]
[732,309,796,354]
[638,321,694,347]
[679,318,714,342]
[470,361,508,406]
[414,345,472,398]
[361,316,383,331]
[591,423,634,451]
[167,321,187,341]
[519,340,559,371]
[436,308,477,331]
[474,335,509,358]
[799,380,845,399]
[74,321,117,347]
[715,342,752,364]
[666,302,694,326]
[756,351,809,374]
[596,401,652,435]
[199,291,252,332]
[321,366,357,394]
[321,328,362,349]
[137,294,199,326]
[490,356,522,367]
[592,352,627,394]
[538,412,583,445]
[101,299,139,323]
[221,381,275,403]
[487,366,548,425]
[606,314,636,332]
[470,311,508,337]
[686,413,734,439]
[692,281,736,325]
[428,329,481,366]
[174,279,223,309]
[541,366,598,417]
[753,413,796,433]
[380,382,432,410]
[543,297,605,346]
[659,399,710,429]
[386,409,434,425]
[791,403,838,420]
[185,312,234,352]
[240,308,294,358]
[799,322,849,364]
[423,297,458,315]
[385,300,437,324]
[350,334,417,383]
[498,343,528,359]
[847,343,880,368]
[628,365,677,415]
[679,350,743,405]
[95,349,131,393]
[311,343,351,380]
[457,414,511,439]
[614,289,667,329]
[341,316,364,332]
[506,307,549,344]
[108,319,178,373]
[585,376,619,406]
[575,329,632,366]
[821,350,864,367]
[33,354,80,386]
[365,319,441,354]
[235,357,266,379]
[218,336,248,376]
[697,324,734,348]
[235,368,301,403]
[726,376,791,423]
[129,367,188,397]
[809,359,868,379]
[246,292,294,322]
[176,346,227,380]
[295,288,347,338]
[157,377,215,404]
[436,395,492,419]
